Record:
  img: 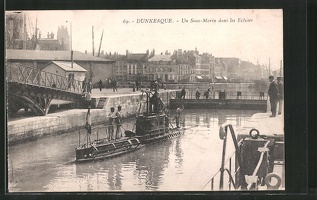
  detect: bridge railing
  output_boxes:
[180,90,267,100]
[7,64,83,94]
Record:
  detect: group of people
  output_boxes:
[180,86,214,100]
[111,78,118,92]
[85,78,118,93]
[195,87,213,99]
[268,75,284,117]
[106,106,123,141]
[82,78,93,93]
[163,104,184,129]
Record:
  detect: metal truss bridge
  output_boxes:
[7,64,85,116]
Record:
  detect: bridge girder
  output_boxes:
[7,82,84,116]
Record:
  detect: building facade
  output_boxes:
[148,54,178,82]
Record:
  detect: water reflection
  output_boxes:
[136,140,173,190]
[8,109,257,192]
[180,109,254,128]
[174,139,184,173]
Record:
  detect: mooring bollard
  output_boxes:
[237,91,242,99]
[260,92,264,100]
[219,91,226,100]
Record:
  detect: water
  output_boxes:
[7,109,257,192]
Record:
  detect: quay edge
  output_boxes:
[7,90,177,146]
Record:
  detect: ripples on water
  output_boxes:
[8,109,258,192]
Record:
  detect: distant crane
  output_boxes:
[92,26,95,56]
[97,29,104,57]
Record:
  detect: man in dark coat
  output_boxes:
[112,78,117,92]
[180,87,186,99]
[268,75,279,117]
[196,87,200,99]
[87,79,92,93]
[98,79,103,91]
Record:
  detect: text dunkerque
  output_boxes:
[136,18,173,24]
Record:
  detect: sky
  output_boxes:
[8,9,283,70]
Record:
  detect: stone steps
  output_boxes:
[96,97,107,109]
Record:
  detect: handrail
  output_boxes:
[219,123,242,190]
[181,91,267,100]
[201,152,239,190]
[7,64,83,94]
[169,92,176,99]
[201,126,244,191]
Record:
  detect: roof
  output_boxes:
[43,61,87,72]
[215,76,223,79]
[36,39,62,50]
[148,55,172,62]
[126,53,148,62]
[196,76,203,79]
[108,55,126,61]
[6,49,114,63]
[170,55,192,65]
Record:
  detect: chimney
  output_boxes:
[47,32,50,38]
[39,32,41,39]
[146,49,149,56]
[126,50,129,56]
[51,32,54,39]
[178,49,182,56]
[85,50,87,54]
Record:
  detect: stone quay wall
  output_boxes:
[7,90,177,145]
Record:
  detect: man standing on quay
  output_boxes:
[277,76,284,115]
[98,79,103,91]
[268,75,279,117]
